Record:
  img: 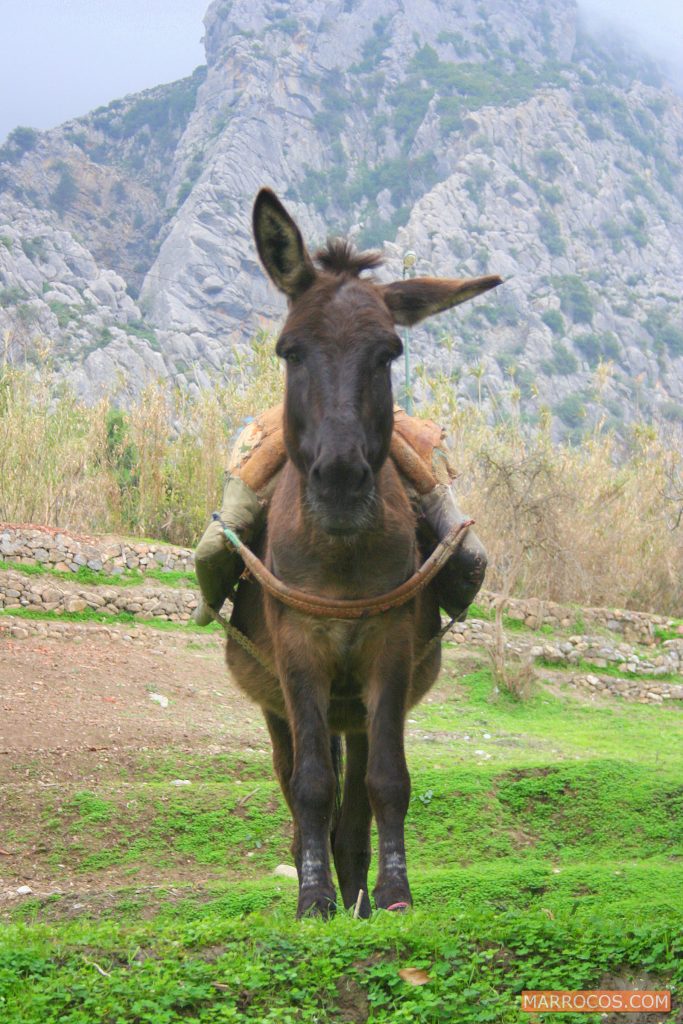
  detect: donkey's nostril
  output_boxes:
[357,462,371,492]
[310,453,372,501]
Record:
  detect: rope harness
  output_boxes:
[207,514,472,678]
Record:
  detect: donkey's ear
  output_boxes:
[253,189,316,300]
[381,274,502,326]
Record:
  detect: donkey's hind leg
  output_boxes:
[264,710,301,875]
[332,732,372,918]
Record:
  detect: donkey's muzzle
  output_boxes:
[308,452,374,534]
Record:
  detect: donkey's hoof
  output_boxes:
[297,892,337,920]
[374,883,412,912]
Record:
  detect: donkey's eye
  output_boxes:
[376,352,395,369]
[284,351,303,366]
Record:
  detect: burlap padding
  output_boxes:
[391,409,456,492]
[392,409,444,464]
[229,404,456,495]
[230,404,287,492]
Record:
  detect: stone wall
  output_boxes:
[0,524,194,576]
[1,526,681,706]
[0,615,218,645]
[0,568,198,622]
[477,591,669,646]
[572,671,683,704]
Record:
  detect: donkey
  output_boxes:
[226,189,500,918]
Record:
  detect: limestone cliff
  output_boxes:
[1,0,681,432]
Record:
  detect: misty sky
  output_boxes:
[1,0,682,143]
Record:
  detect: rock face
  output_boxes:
[1,0,682,432]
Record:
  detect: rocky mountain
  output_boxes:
[1,0,682,434]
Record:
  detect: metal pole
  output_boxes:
[402,250,416,414]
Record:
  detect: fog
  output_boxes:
[578,0,683,87]
[1,0,682,144]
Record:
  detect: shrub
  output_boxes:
[537,210,566,256]
[20,237,47,262]
[644,312,683,358]
[661,324,683,358]
[0,286,27,306]
[537,148,565,179]
[177,180,193,205]
[541,310,565,334]
[0,125,39,163]
[549,341,578,375]
[48,301,79,328]
[554,393,585,427]
[624,206,649,249]
[553,275,595,324]
[585,119,607,141]
[540,183,563,205]
[51,167,77,213]
[8,125,38,152]
[2,346,682,614]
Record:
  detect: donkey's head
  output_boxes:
[253,188,501,536]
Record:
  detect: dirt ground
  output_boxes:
[0,625,503,913]
[0,626,277,906]
[0,629,268,759]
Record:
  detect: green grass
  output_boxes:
[0,605,220,633]
[0,558,198,589]
[2,897,682,1024]
[2,664,682,1022]
[537,655,682,685]
[655,620,683,643]
[412,665,683,769]
[467,603,554,636]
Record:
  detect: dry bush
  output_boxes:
[423,387,683,616]
[0,334,283,544]
[0,365,118,530]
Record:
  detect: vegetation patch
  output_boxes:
[0,605,219,634]
[2,663,683,1022]
[0,558,197,589]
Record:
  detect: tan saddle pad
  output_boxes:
[229,404,455,495]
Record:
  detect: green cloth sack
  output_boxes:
[194,473,264,612]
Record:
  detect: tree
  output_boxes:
[51,168,77,213]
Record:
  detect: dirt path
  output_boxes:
[0,629,267,759]
[0,627,273,909]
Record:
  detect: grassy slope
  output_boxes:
[1,656,682,1022]
[0,558,197,589]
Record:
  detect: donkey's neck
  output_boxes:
[267,460,417,601]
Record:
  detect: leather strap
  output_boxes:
[214,515,473,620]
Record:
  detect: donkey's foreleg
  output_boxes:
[264,711,302,874]
[366,640,413,911]
[279,656,337,919]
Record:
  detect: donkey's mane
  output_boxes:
[314,238,383,277]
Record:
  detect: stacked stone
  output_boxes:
[0,616,218,644]
[0,569,198,621]
[575,673,683,703]
[0,526,194,576]
[526,636,682,676]
[477,591,671,646]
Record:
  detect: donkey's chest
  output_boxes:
[304,617,388,696]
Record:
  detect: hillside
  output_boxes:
[1,0,682,434]
[1,554,683,1020]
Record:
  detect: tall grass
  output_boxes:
[0,337,681,613]
[0,334,283,544]
[422,379,683,615]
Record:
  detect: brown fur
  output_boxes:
[226,189,499,919]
